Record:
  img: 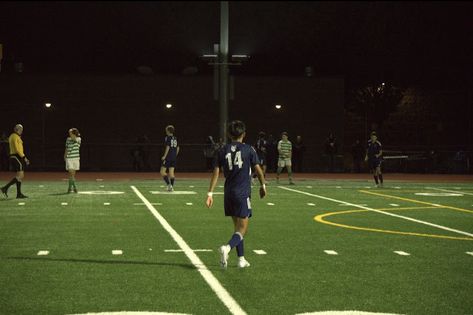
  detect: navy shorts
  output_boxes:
[368,158,382,170]
[162,159,176,169]
[9,155,26,172]
[224,194,253,218]
[258,155,266,166]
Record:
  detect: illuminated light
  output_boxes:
[275,104,282,109]
[45,103,52,108]
[166,103,173,109]
[381,82,385,86]
[202,54,217,58]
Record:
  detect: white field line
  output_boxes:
[466,252,473,256]
[131,186,247,315]
[394,251,410,256]
[324,250,338,255]
[428,187,473,196]
[253,250,267,255]
[278,186,473,239]
[165,249,213,253]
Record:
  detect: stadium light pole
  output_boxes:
[202,2,249,141]
[42,103,52,170]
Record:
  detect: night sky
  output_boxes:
[1,1,473,87]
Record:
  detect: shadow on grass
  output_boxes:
[5,256,195,270]
[47,192,72,196]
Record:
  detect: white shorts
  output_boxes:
[66,158,80,171]
[278,157,292,168]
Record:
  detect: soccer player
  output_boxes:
[206,120,266,269]
[276,131,294,185]
[253,131,268,184]
[160,125,179,192]
[1,124,29,199]
[64,128,81,193]
[365,131,384,187]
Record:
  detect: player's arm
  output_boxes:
[254,164,267,198]
[277,141,282,155]
[161,146,170,161]
[206,167,220,208]
[176,146,180,157]
[15,136,29,165]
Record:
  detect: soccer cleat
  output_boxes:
[1,186,8,198]
[167,185,174,192]
[219,245,230,269]
[73,188,78,193]
[237,258,251,268]
[16,194,28,199]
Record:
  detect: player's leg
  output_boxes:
[262,164,268,184]
[233,216,250,268]
[371,163,379,187]
[15,170,27,198]
[2,157,21,197]
[168,167,175,191]
[376,165,383,187]
[276,159,284,183]
[286,158,294,184]
[160,165,170,187]
[69,169,78,193]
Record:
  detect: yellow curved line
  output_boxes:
[314,209,473,241]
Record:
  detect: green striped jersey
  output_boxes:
[278,140,292,158]
[66,137,81,159]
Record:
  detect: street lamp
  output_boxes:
[42,102,52,170]
[165,103,173,109]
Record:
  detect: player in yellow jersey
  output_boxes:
[1,124,30,198]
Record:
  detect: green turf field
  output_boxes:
[1,177,472,315]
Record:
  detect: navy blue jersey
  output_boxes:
[215,142,260,198]
[367,140,382,160]
[165,135,178,161]
[254,138,268,159]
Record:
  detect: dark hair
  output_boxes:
[166,125,175,134]
[281,131,288,137]
[227,120,246,139]
[370,131,377,136]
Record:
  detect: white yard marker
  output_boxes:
[112,250,123,255]
[189,185,195,188]
[307,203,316,206]
[165,249,213,253]
[253,250,267,255]
[336,186,342,189]
[306,186,313,189]
[466,252,473,256]
[131,186,247,315]
[394,251,410,256]
[428,187,473,196]
[99,185,105,188]
[37,250,49,256]
[61,202,68,206]
[18,202,25,206]
[389,204,400,207]
[186,202,193,206]
[324,250,338,255]
[364,186,372,189]
[279,186,473,239]
[394,187,401,189]
[267,202,275,206]
[218,185,224,188]
[104,202,111,206]
[39,185,44,188]
[96,179,104,182]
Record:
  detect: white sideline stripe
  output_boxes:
[278,186,473,239]
[112,250,123,255]
[165,249,213,253]
[253,250,267,255]
[131,186,247,315]
[389,204,400,207]
[394,251,410,256]
[324,250,338,255]
[37,250,49,256]
[428,187,473,196]
[465,252,473,256]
